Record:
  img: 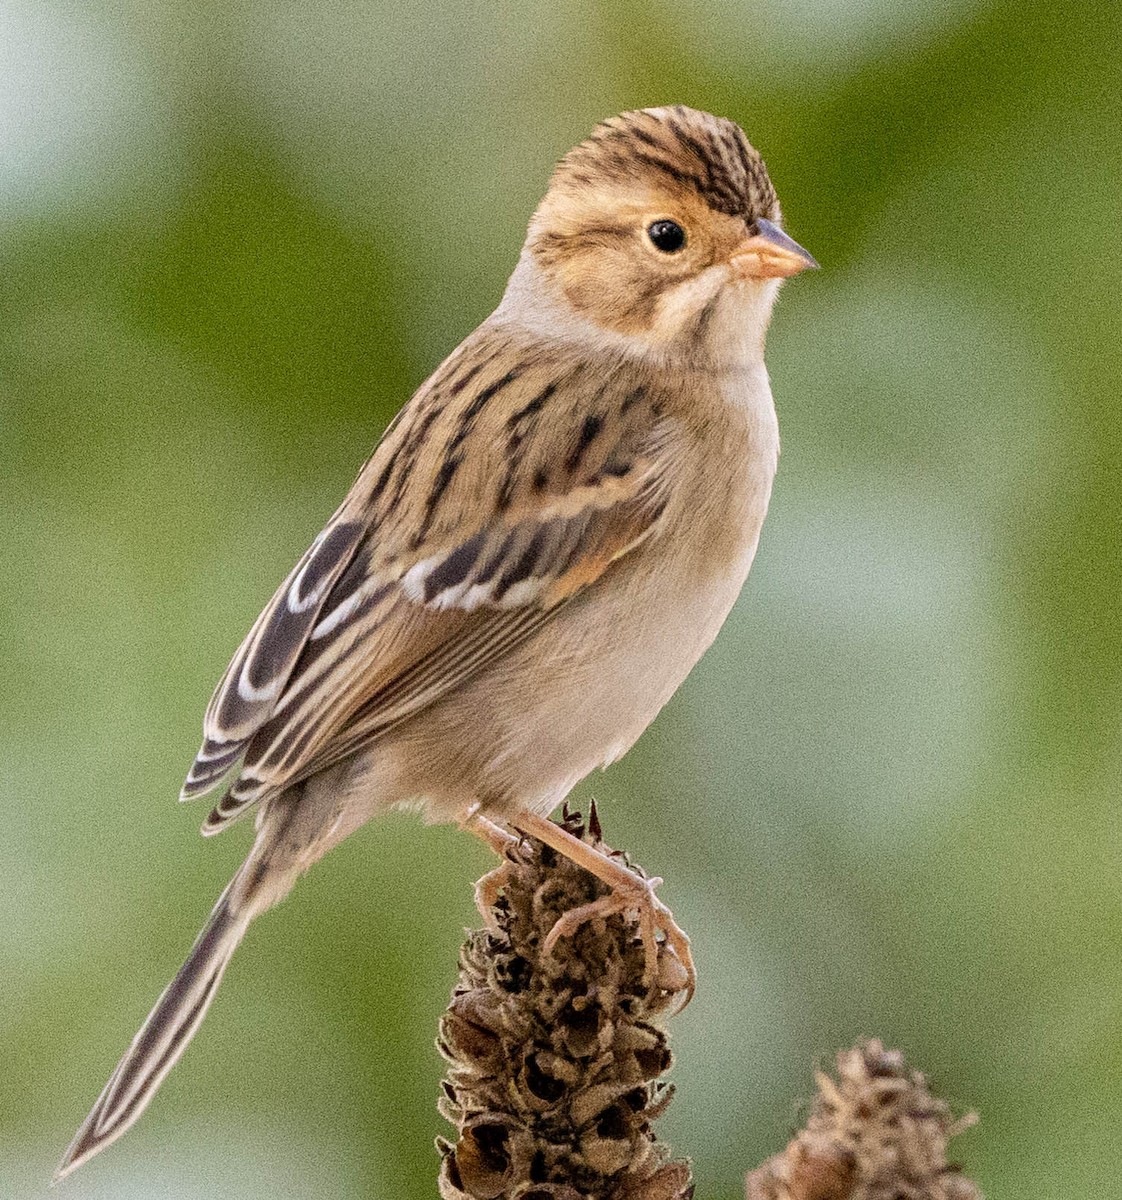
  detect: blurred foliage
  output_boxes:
[2,1,1120,1197]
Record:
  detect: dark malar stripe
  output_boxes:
[691,294,719,343]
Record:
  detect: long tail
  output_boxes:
[55,877,253,1182]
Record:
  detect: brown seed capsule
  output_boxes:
[437,807,692,1200]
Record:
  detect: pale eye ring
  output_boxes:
[647,219,686,253]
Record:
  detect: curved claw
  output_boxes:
[474,861,514,931]
[542,872,696,1008]
[506,807,696,1009]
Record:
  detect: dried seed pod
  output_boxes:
[745,1039,980,1200]
[438,806,692,1200]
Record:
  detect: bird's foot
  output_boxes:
[463,807,522,931]
[512,807,695,1009]
[474,861,514,930]
[543,871,695,1006]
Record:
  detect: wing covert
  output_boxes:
[202,458,666,833]
[187,326,677,832]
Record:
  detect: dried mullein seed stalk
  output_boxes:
[745,1039,981,1200]
[438,805,693,1200]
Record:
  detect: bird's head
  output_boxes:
[516,106,816,366]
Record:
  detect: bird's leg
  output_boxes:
[464,809,519,856]
[511,808,695,1007]
[461,807,521,927]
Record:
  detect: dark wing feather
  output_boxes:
[238,487,662,801]
[179,518,366,800]
[182,326,675,832]
[200,460,665,833]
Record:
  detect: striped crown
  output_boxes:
[551,106,779,225]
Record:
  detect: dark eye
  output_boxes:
[647,219,686,253]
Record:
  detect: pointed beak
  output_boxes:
[729,218,819,280]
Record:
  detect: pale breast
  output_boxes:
[389,362,780,820]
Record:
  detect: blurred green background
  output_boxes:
[2,0,1120,1196]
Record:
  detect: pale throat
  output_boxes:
[492,251,779,374]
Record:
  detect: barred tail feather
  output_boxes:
[55,881,252,1182]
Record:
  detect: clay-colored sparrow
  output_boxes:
[58,105,815,1179]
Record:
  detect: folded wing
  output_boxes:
[180,336,675,831]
